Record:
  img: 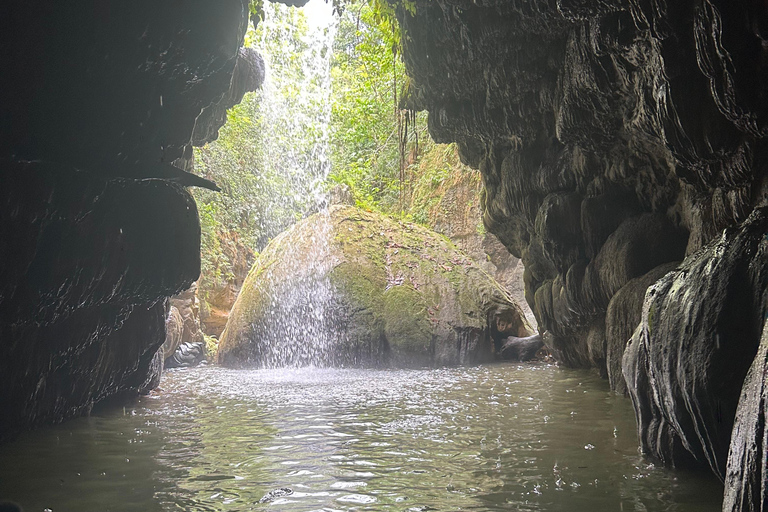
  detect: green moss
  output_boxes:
[330,262,385,309]
[203,334,219,362]
[382,285,432,356]
[647,302,656,333]
[218,206,524,367]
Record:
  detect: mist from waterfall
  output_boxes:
[247,0,339,367]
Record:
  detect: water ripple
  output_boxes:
[0,363,723,511]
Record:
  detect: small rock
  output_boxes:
[258,488,293,503]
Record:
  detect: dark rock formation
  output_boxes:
[0,160,199,439]
[0,0,256,440]
[605,261,680,394]
[397,0,768,368]
[396,0,768,489]
[217,206,532,368]
[724,322,768,512]
[165,342,207,369]
[499,334,544,362]
[178,47,266,171]
[623,206,768,478]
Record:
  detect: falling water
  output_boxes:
[254,0,335,213]
[247,0,339,367]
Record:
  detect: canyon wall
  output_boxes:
[395,0,768,500]
[0,0,265,441]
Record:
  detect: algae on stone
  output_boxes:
[217,205,532,367]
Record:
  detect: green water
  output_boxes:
[0,363,723,511]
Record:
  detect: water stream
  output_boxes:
[0,364,722,511]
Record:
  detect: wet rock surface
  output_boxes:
[217,206,532,368]
[396,0,768,491]
[622,206,768,477]
[0,161,200,439]
[499,334,544,362]
[0,0,253,440]
[724,322,768,511]
[397,0,768,370]
[165,342,207,369]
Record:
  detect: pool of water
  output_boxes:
[0,363,723,511]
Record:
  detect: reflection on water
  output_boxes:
[0,363,722,511]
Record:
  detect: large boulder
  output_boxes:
[418,155,536,329]
[217,206,533,368]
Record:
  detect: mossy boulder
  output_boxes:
[217,206,533,368]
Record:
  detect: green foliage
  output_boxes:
[194,4,330,299]
[203,333,220,362]
[198,0,466,304]
[328,1,425,213]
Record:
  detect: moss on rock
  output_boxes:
[217,205,532,367]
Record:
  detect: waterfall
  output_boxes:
[248,0,339,367]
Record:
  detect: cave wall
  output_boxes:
[0,0,265,441]
[396,0,768,497]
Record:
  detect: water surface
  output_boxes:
[0,363,723,511]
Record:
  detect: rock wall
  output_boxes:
[623,206,768,476]
[199,232,257,337]
[395,0,768,499]
[399,0,768,371]
[0,0,264,441]
[424,159,537,328]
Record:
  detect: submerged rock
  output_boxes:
[259,488,293,504]
[217,206,532,368]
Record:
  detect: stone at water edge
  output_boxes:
[622,205,768,479]
[216,205,533,368]
[723,321,768,512]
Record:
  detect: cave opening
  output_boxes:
[1,0,768,510]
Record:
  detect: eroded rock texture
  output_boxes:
[399,0,768,370]
[724,321,768,512]
[0,0,258,440]
[623,206,768,477]
[396,0,768,492]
